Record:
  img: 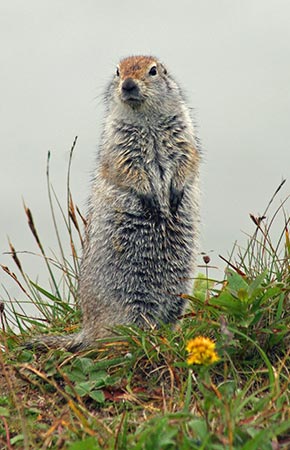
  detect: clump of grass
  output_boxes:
[0,137,83,341]
[0,144,289,449]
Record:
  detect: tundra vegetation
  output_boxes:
[0,142,289,449]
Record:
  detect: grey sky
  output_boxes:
[1,1,289,304]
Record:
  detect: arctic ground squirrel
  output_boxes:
[28,55,200,351]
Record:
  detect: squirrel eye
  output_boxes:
[116,67,120,77]
[149,66,157,76]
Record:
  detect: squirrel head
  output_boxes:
[106,55,183,113]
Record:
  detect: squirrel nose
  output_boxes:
[122,78,139,94]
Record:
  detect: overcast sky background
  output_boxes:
[1,1,289,313]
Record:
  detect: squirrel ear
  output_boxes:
[160,64,167,75]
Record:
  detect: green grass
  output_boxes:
[0,143,289,449]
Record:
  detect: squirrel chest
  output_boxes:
[101,115,193,216]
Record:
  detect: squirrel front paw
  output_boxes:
[169,183,184,214]
[139,193,161,222]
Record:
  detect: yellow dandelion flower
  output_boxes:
[186,336,219,365]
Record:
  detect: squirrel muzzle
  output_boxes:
[121,78,142,105]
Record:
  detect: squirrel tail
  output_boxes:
[23,331,86,352]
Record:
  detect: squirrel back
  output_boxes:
[27,56,200,351]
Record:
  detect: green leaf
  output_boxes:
[10,435,24,445]
[26,407,41,415]
[18,349,34,363]
[217,380,236,397]
[68,437,102,450]
[65,367,87,383]
[227,270,249,293]
[30,281,74,313]
[30,281,63,303]
[0,406,10,417]
[71,357,95,374]
[211,291,246,317]
[87,356,125,372]
[240,428,272,450]
[260,286,282,303]
[74,380,97,396]
[88,370,108,383]
[89,390,105,403]
[248,270,267,296]
[193,273,214,302]
[237,288,249,302]
[188,418,208,440]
